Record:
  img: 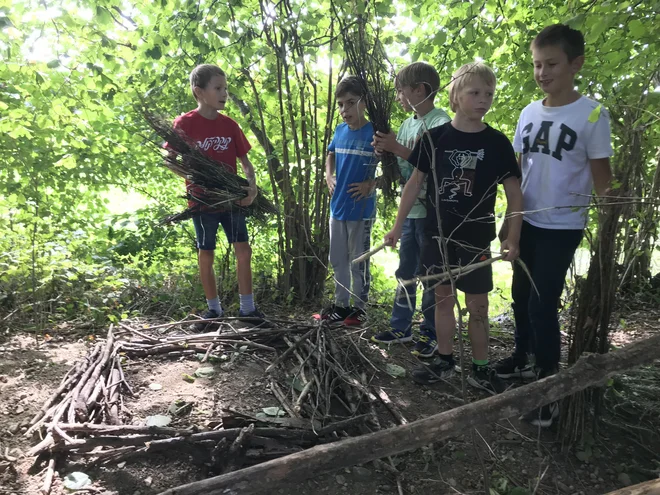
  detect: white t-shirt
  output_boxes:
[513,96,613,230]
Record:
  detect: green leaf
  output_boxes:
[262,406,286,417]
[46,60,60,69]
[194,366,215,378]
[145,45,162,60]
[385,363,406,378]
[433,31,447,45]
[63,471,91,491]
[95,6,113,26]
[588,104,602,123]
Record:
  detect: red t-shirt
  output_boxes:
[168,110,251,210]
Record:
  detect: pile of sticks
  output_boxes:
[26,317,399,493]
[139,107,278,224]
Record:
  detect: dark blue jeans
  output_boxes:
[390,218,436,334]
[511,221,583,370]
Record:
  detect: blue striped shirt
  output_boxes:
[328,122,377,221]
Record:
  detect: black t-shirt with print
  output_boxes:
[408,122,521,245]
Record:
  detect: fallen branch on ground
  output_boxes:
[604,478,660,495]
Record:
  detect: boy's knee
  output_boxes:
[234,243,252,263]
[198,249,214,263]
[435,292,455,313]
[466,298,489,320]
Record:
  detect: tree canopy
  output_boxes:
[1,0,658,322]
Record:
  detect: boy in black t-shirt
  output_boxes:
[384,62,523,395]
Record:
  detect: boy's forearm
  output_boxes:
[395,173,423,228]
[590,158,613,197]
[505,186,523,242]
[393,143,413,162]
[240,159,256,184]
[325,153,335,177]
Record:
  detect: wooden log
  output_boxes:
[68,343,102,424]
[220,409,320,430]
[123,344,208,357]
[118,322,160,343]
[107,369,121,425]
[374,387,408,425]
[157,332,660,495]
[221,424,255,474]
[315,415,371,436]
[40,455,56,495]
[54,423,195,436]
[270,381,302,419]
[75,328,115,421]
[604,479,660,495]
[26,348,97,431]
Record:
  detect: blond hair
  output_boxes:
[447,62,496,112]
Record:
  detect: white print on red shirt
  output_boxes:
[197,136,232,152]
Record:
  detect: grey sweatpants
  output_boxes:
[329,217,372,309]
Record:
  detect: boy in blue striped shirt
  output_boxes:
[321,76,378,326]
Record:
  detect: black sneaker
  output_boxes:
[321,305,352,325]
[239,306,266,318]
[371,329,413,344]
[521,402,559,428]
[467,365,509,395]
[343,307,367,326]
[493,355,536,379]
[238,306,274,327]
[411,356,455,385]
[191,309,222,332]
[411,331,438,358]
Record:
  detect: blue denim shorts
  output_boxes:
[192,211,249,250]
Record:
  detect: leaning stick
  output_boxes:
[352,242,389,265]
[40,455,56,495]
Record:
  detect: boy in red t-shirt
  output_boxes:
[169,64,266,329]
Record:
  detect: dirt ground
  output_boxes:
[0,308,659,495]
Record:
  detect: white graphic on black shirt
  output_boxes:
[197,136,232,151]
[439,149,484,201]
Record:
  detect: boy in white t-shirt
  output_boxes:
[495,24,613,427]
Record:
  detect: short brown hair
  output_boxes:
[335,76,365,98]
[190,64,226,100]
[448,62,496,112]
[396,62,440,99]
[531,24,585,62]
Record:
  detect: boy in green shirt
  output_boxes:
[372,62,450,357]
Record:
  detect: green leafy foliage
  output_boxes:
[1,0,658,329]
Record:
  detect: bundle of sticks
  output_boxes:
[27,318,409,492]
[140,107,278,224]
[334,9,400,199]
